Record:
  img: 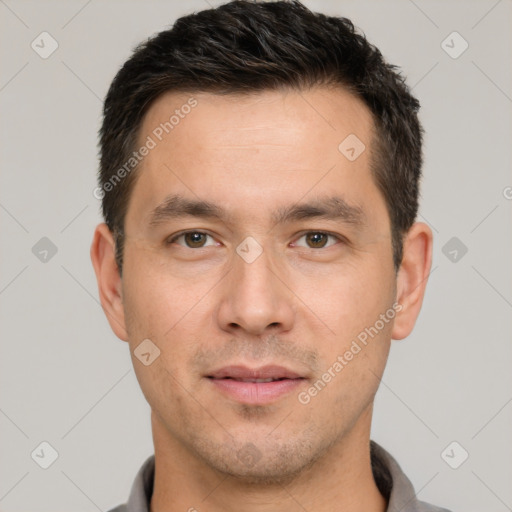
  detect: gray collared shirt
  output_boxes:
[108,441,451,512]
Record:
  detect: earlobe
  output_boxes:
[391,222,433,340]
[90,223,128,341]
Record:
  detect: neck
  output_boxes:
[149,406,387,512]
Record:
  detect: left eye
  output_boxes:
[293,232,340,249]
[168,231,216,248]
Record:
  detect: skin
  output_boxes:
[91,87,432,512]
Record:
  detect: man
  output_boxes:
[91,1,450,510]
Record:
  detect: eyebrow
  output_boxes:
[147,193,366,229]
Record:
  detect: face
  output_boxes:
[102,87,407,482]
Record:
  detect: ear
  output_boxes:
[392,222,433,340]
[90,223,128,341]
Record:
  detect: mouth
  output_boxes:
[207,364,304,380]
[212,377,294,383]
[206,365,307,405]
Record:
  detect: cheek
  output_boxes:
[122,270,202,413]
[122,244,213,335]
[293,257,395,400]
[130,353,197,432]
[295,259,394,338]
[120,274,185,403]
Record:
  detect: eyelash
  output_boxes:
[166,230,344,249]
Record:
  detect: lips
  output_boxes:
[207,365,304,381]
[206,365,306,405]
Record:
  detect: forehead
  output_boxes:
[140,86,374,161]
[127,86,380,230]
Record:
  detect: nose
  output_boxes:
[216,246,295,336]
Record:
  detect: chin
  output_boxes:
[193,435,327,487]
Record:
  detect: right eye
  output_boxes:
[166,231,218,249]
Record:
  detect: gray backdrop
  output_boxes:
[1,1,511,511]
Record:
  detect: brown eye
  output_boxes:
[168,231,215,248]
[294,232,340,249]
[184,232,207,248]
[306,232,328,248]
